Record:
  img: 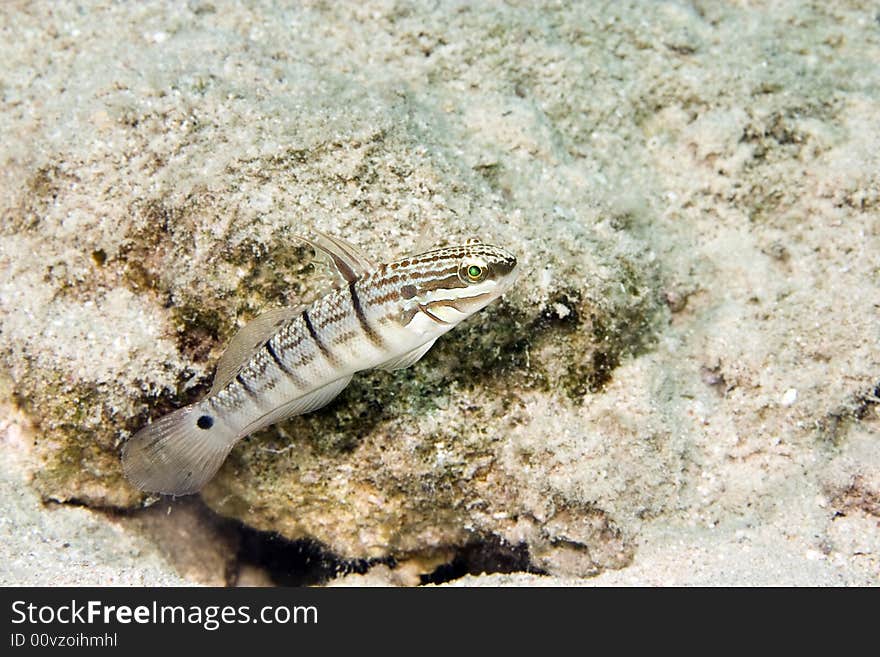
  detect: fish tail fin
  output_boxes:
[121,403,238,496]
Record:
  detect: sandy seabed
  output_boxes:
[0,1,878,585]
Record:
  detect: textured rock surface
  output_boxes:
[1,1,878,583]
[0,405,247,585]
[0,408,191,585]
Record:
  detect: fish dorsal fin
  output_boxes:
[298,231,376,283]
[238,375,353,436]
[377,338,437,372]
[211,306,302,395]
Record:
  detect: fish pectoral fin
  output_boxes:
[279,375,353,416]
[297,230,376,283]
[211,306,304,395]
[238,376,353,436]
[377,339,437,372]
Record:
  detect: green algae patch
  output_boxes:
[12,377,143,508]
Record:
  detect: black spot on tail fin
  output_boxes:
[122,404,238,495]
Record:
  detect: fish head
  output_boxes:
[394,239,518,332]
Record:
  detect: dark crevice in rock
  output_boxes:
[66,494,388,586]
[419,536,543,585]
[234,526,393,587]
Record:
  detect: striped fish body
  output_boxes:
[122,236,518,495]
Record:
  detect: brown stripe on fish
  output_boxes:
[236,372,258,398]
[272,328,307,361]
[403,263,460,277]
[310,307,352,333]
[387,254,450,271]
[331,329,360,346]
[264,339,309,389]
[264,340,288,374]
[405,269,460,287]
[348,281,384,348]
[302,309,333,360]
[365,265,459,298]
[367,288,407,306]
[418,273,469,293]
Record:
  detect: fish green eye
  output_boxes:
[459,260,488,283]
